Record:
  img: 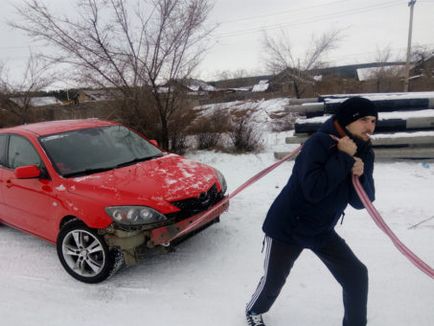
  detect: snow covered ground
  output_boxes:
[195,98,293,131]
[1,134,434,326]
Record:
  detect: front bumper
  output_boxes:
[147,196,230,247]
[103,196,230,265]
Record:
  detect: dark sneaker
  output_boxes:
[246,311,266,326]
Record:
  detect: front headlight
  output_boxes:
[215,169,227,194]
[105,206,167,226]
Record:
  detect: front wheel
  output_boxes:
[56,220,122,283]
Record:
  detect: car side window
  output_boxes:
[8,135,42,169]
[0,135,7,167]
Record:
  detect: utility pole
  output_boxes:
[404,0,416,92]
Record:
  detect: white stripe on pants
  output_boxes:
[246,236,273,312]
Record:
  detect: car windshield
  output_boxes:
[40,125,163,177]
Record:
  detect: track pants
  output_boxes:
[246,233,368,326]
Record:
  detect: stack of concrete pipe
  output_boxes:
[276,92,434,159]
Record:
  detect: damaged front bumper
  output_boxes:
[102,197,230,265]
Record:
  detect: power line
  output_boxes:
[215,1,402,38]
[215,1,403,39]
[0,1,428,50]
[218,0,433,26]
[0,45,43,50]
[0,1,359,51]
[219,0,356,24]
[0,1,430,53]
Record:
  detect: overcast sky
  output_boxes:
[1,0,434,88]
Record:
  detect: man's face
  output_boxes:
[346,116,377,142]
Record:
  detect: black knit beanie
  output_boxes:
[335,97,378,127]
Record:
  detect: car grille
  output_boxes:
[167,184,224,222]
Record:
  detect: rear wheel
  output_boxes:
[56,220,122,283]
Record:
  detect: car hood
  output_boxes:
[62,154,219,213]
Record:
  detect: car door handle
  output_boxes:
[6,180,12,188]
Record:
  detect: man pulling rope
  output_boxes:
[246,97,378,326]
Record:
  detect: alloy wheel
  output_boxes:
[61,229,106,277]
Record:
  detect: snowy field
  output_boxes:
[1,134,434,326]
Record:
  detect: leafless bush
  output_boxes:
[168,104,197,154]
[229,110,263,153]
[271,112,299,132]
[192,109,231,150]
[196,132,220,149]
[170,132,188,154]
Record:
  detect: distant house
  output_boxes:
[160,79,217,95]
[1,96,64,125]
[411,53,434,79]
[210,75,272,90]
[356,64,406,81]
[78,89,123,103]
[268,62,408,96]
[312,62,405,81]
[9,96,63,108]
[158,80,190,94]
[252,80,270,92]
[264,68,319,97]
[220,63,408,92]
[185,79,216,93]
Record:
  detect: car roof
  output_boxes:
[0,119,119,136]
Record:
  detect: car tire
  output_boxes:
[56,220,123,284]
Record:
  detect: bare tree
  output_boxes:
[263,29,341,98]
[411,45,434,79]
[0,53,55,124]
[229,109,262,153]
[11,0,214,149]
[0,63,11,127]
[367,45,405,92]
[0,62,9,96]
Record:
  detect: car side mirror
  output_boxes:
[15,165,41,179]
[149,139,159,147]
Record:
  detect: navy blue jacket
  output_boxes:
[263,117,375,248]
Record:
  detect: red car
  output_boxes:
[0,119,228,283]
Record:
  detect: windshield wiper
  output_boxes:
[115,154,164,168]
[63,167,115,178]
[62,154,164,177]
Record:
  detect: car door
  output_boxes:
[2,134,58,240]
[0,134,8,220]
